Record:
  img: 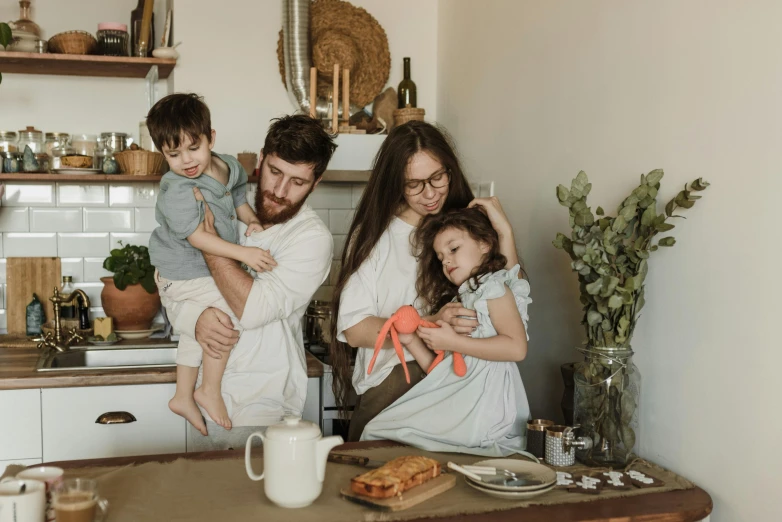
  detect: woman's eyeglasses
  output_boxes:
[404,170,450,196]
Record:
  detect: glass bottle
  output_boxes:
[13,0,41,38]
[130,0,155,57]
[60,276,76,319]
[397,57,417,109]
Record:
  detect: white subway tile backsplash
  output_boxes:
[30,208,82,232]
[314,209,329,227]
[0,208,30,232]
[329,260,342,285]
[110,233,151,249]
[57,184,108,207]
[308,185,353,209]
[328,209,354,235]
[134,208,158,232]
[0,284,4,309]
[3,233,57,256]
[332,234,346,260]
[0,260,6,283]
[83,208,134,232]
[109,183,158,208]
[89,307,106,318]
[0,310,6,329]
[61,258,84,282]
[351,183,366,208]
[0,236,3,257]
[57,233,109,258]
[73,282,104,307]
[84,258,112,282]
[2,184,55,207]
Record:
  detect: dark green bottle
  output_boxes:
[397,57,417,109]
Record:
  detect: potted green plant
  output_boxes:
[0,22,12,86]
[101,242,160,331]
[553,169,709,466]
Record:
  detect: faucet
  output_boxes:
[35,287,91,353]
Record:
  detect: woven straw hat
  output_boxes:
[277,0,390,108]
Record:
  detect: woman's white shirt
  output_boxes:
[336,217,421,395]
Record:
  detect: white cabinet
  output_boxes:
[0,389,42,462]
[41,384,186,461]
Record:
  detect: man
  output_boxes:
[165,114,337,448]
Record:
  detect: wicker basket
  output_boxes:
[114,150,166,176]
[48,31,97,55]
[393,106,426,127]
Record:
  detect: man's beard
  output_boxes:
[254,188,312,226]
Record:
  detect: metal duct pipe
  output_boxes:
[282,0,362,120]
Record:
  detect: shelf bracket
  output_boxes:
[145,65,159,112]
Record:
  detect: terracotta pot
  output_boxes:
[100,276,161,331]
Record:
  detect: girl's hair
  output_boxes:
[414,208,507,313]
[328,121,474,410]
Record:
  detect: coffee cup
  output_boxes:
[0,478,46,522]
[52,479,108,522]
[15,466,63,522]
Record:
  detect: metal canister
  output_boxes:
[304,300,332,348]
[100,132,130,154]
[545,425,593,467]
[526,419,554,459]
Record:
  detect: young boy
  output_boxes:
[147,93,275,436]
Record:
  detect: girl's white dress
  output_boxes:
[361,265,533,456]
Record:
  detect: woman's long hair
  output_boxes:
[414,208,507,314]
[328,121,474,410]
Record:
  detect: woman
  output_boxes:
[329,121,521,441]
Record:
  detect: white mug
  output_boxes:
[0,478,46,522]
[16,467,64,522]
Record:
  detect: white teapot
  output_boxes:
[245,416,344,508]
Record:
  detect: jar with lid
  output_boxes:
[100,132,130,154]
[94,143,120,174]
[97,23,129,57]
[70,134,99,168]
[17,127,44,154]
[2,152,23,173]
[0,131,19,153]
[45,133,70,157]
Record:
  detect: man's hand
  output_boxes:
[195,307,240,359]
[428,302,478,335]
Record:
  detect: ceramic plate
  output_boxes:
[116,324,165,340]
[52,168,102,174]
[465,478,555,499]
[465,459,557,492]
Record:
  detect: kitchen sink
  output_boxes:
[36,345,178,372]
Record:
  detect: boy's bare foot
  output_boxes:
[194,386,232,430]
[169,395,208,436]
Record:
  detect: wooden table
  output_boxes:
[44,441,712,522]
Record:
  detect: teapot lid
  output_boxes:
[265,415,321,441]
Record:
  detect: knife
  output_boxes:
[328,453,386,468]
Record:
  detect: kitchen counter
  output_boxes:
[0,337,324,390]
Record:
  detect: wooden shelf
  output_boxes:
[0,51,176,79]
[0,170,371,184]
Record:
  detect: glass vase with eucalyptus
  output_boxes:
[573,347,640,466]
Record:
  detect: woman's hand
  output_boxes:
[195,307,240,359]
[468,196,521,270]
[428,302,477,335]
[418,320,461,352]
[468,196,513,238]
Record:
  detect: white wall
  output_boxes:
[172,0,438,154]
[437,1,781,521]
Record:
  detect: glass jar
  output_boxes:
[12,0,41,38]
[2,151,23,173]
[17,127,44,154]
[71,134,98,168]
[97,23,129,57]
[573,347,641,467]
[45,133,70,157]
[100,132,130,154]
[0,131,19,153]
[51,142,76,170]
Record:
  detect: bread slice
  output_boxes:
[350,456,441,499]
[61,155,93,168]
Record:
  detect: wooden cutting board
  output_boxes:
[6,257,62,335]
[340,473,456,512]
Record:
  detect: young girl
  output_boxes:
[360,208,532,456]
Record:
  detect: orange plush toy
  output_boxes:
[368,305,467,383]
